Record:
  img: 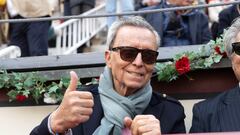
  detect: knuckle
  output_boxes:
[88,108,93,115]
[138,126,145,134]
[90,100,94,107]
[79,115,90,123]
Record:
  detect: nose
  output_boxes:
[132,53,144,66]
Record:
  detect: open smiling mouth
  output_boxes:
[127,71,144,77]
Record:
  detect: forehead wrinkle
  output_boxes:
[114,26,157,49]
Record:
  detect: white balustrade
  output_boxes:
[0,45,21,58]
[53,4,107,55]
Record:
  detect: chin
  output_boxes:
[125,82,144,90]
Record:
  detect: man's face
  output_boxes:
[232,32,240,81]
[105,25,158,96]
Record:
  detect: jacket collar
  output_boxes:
[222,86,240,105]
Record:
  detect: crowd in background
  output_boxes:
[0,0,239,57]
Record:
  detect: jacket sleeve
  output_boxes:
[200,13,212,43]
[30,115,52,135]
[217,8,231,36]
[170,104,186,133]
[190,104,205,133]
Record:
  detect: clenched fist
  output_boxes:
[124,115,161,135]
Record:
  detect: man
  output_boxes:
[64,0,95,16]
[140,0,212,47]
[190,17,240,132]
[217,4,240,37]
[30,16,186,135]
[105,0,134,28]
[7,0,52,57]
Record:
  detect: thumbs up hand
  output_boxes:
[50,71,94,133]
[124,115,161,135]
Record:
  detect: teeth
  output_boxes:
[128,71,143,76]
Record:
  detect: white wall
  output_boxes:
[180,99,204,133]
[0,99,204,134]
[0,105,57,135]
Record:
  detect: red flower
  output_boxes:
[16,94,27,102]
[214,46,227,57]
[175,56,191,75]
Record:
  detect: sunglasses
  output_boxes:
[232,42,240,55]
[110,46,159,64]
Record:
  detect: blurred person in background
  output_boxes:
[64,0,96,16]
[140,0,212,47]
[106,0,134,28]
[207,0,235,40]
[135,0,161,10]
[217,2,240,37]
[0,0,8,46]
[6,0,52,57]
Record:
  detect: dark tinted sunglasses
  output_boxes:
[110,46,159,64]
[232,42,240,55]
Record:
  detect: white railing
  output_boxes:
[53,4,107,55]
[0,45,21,58]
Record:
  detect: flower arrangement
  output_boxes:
[0,70,99,104]
[0,69,98,104]
[155,36,227,82]
[0,71,71,104]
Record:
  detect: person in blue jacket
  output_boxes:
[30,16,186,135]
[140,0,212,47]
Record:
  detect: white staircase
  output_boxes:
[52,4,107,55]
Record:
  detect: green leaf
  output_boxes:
[24,78,34,87]
[0,82,5,89]
[213,55,222,63]
[15,83,23,90]
[7,90,18,101]
[48,85,59,93]
[22,90,30,96]
[61,77,70,88]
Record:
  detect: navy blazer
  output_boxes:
[31,85,186,135]
[190,86,240,133]
[69,0,95,8]
[140,2,212,46]
[218,5,240,37]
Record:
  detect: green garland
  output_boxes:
[155,36,226,82]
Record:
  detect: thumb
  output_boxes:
[66,71,79,93]
[124,117,132,129]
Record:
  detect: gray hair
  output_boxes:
[223,17,240,57]
[106,16,160,49]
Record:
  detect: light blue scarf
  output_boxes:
[93,66,152,135]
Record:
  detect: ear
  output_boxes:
[105,50,112,68]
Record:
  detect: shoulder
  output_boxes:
[150,92,186,132]
[219,5,236,16]
[193,87,239,113]
[152,92,184,112]
[153,92,182,104]
[190,10,208,19]
[138,3,162,11]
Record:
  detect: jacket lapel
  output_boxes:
[143,93,165,119]
[218,87,240,131]
[82,93,103,135]
[189,14,197,44]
